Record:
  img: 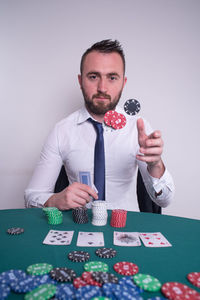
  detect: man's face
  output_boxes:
[78,51,127,116]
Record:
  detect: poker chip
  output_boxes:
[110,112,126,130]
[104,110,118,127]
[24,283,56,300]
[73,277,88,289]
[187,272,200,288]
[0,283,10,300]
[84,261,109,272]
[124,99,141,116]
[147,297,167,300]
[102,281,143,299]
[75,285,102,300]
[92,201,108,226]
[55,283,76,299]
[7,227,24,235]
[50,267,76,282]
[92,271,119,284]
[0,269,27,284]
[161,282,200,300]
[133,273,161,292]
[95,248,117,259]
[34,274,57,285]
[114,262,139,276]
[43,207,63,225]
[9,275,41,293]
[82,272,102,287]
[91,297,110,300]
[68,251,90,262]
[72,207,89,224]
[110,209,127,228]
[27,263,53,276]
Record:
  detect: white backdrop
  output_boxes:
[0,0,200,219]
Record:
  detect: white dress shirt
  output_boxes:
[25,105,175,211]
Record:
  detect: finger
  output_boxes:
[144,138,163,148]
[148,130,162,139]
[137,118,146,138]
[136,154,161,163]
[139,147,163,156]
[75,182,98,200]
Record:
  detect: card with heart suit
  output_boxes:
[139,232,172,247]
[114,231,141,246]
[43,230,74,245]
[76,231,104,247]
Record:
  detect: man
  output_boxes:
[25,39,174,211]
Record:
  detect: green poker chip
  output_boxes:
[43,207,63,225]
[27,263,53,276]
[133,273,161,292]
[25,283,56,300]
[84,261,109,272]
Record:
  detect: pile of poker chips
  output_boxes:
[92,201,108,226]
[72,207,89,224]
[104,110,127,130]
[43,207,63,225]
[110,209,127,228]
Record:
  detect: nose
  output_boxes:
[97,78,107,93]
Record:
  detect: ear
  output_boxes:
[78,74,82,89]
[123,76,127,88]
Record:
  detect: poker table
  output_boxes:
[0,208,200,299]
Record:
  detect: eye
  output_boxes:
[88,74,97,80]
[109,75,118,81]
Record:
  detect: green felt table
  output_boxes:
[0,208,200,299]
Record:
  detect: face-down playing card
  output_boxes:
[43,230,74,245]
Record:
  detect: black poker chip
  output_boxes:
[124,99,141,116]
[95,248,117,259]
[91,271,119,284]
[50,267,76,282]
[68,251,90,262]
[72,207,88,224]
[7,227,24,235]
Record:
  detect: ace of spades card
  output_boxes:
[139,232,172,247]
[76,231,104,247]
[114,231,141,246]
[43,230,74,245]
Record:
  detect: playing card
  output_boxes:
[114,231,141,246]
[76,231,104,247]
[79,171,92,186]
[43,230,74,245]
[139,232,172,247]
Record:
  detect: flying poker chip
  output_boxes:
[68,251,90,262]
[133,273,161,292]
[104,110,118,127]
[84,261,109,272]
[0,284,10,300]
[187,272,200,288]
[95,248,117,259]
[161,282,200,300]
[27,263,53,276]
[7,227,24,235]
[114,262,139,276]
[24,283,56,300]
[110,112,126,130]
[50,267,76,282]
[124,99,141,116]
[92,271,119,284]
[81,271,102,287]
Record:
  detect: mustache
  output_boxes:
[92,93,111,100]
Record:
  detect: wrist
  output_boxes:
[147,159,165,179]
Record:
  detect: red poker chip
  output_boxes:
[161,282,200,300]
[104,110,118,127]
[110,112,126,130]
[187,272,200,288]
[73,277,88,288]
[113,261,139,276]
[81,271,102,287]
[110,209,127,228]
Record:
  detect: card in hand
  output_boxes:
[139,232,172,247]
[77,231,104,247]
[113,231,141,246]
[79,171,92,187]
[43,230,74,245]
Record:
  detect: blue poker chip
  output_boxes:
[55,283,76,300]
[102,283,118,297]
[0,270,27,284]
[114,284,142,298]
[9,275,41,293]
[118,276,143,294]
[0,283,10,299]
[35,274,57,285]
[75,285,102,300]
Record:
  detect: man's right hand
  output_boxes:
[44,182,98,210]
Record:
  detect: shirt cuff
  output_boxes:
[24,191,54,208]
[148,168,174,195]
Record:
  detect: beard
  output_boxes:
[81,87,123,115]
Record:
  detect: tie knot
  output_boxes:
[88,118,103,135]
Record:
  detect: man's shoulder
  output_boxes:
[55,107,84,129]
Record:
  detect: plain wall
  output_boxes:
[0,0,200,219]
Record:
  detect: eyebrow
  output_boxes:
[86,71,120,78]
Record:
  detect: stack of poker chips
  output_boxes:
[92,201,108,226]
[72,207,88,224]
[110,209,127,228]
[43,207,63,225]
